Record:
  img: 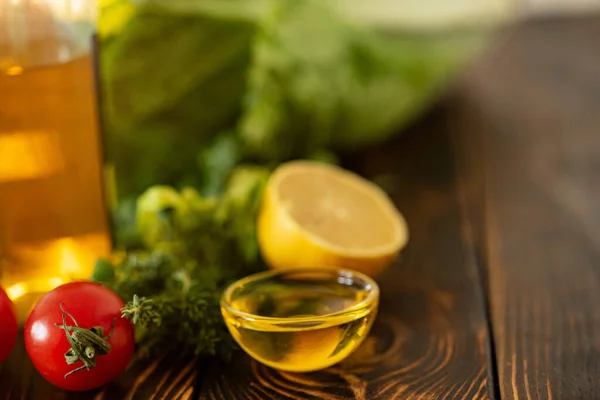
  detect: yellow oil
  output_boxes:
[0,55,110,319]
[223,280,377,372]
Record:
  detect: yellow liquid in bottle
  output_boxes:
[223,281,377,372]
[0,55,110,318]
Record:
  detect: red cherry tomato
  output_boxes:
[0,287,18,365]
[24,282,135,391]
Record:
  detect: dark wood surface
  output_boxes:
[464,16,600,400]
[2,15,600,399]
[0,336,199,399]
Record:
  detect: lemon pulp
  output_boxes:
[258,161,409,277]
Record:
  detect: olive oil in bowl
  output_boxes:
[221,268,379,372]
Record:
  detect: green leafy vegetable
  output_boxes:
[215,165,270,262]
[99,0,487,199]
[198,133,242,197]
[100,5,255,198]
[94,166,269,358]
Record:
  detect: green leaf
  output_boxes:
[136,186,182,247]
[236,0,488,158]
[91,259,116,283]
[217,165,270,263]
[198,132,241,197]
[111,197,141,249]
[100,6,255,199]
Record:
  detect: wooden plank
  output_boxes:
[197,103,495,399]
[0,338,198,400]
[463,16,600,399]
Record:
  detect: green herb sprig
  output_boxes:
[92,166,269,359]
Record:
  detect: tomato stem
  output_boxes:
[55,303,116,379]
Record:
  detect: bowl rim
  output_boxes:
[220,267,380,325]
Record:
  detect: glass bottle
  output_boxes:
[0,0,110,315]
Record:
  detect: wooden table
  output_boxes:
[2,15,599,399]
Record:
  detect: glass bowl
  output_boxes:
[221,267,380,372]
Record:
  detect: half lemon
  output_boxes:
[257,161,408,278]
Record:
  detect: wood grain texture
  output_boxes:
[0,336,198,400]
[197,104,494,399]
[463,16,600,399]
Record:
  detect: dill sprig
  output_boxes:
[92,166,270,359]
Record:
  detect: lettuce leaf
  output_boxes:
[100,4,255,198]
[99,0,486,198]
